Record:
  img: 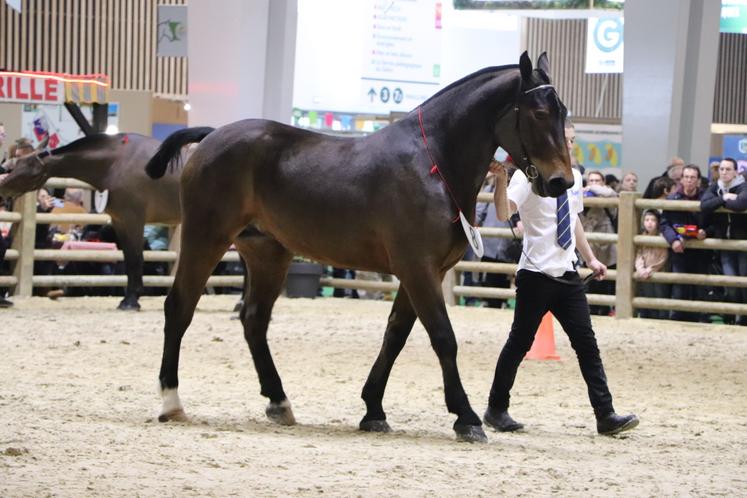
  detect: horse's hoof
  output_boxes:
[117,300,141,311]
[158,408,188,423]
[359,419,392,433]
[265,400,296,425]
[454,424,488,443]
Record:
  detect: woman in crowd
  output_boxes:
[581,170,618,315]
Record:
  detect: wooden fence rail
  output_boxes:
[2,184,746,319]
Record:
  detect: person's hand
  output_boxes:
[641,268,653,279]
[723,192,737,201]
[588,258,607,280]
[672,239,685,253]
[697,229,706,240]
[489,160,507,180]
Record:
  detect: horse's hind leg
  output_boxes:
[360,287,417,432]
[158,226,234,422]
[234,232,295,425]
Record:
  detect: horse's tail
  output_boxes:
[145,126,215,179]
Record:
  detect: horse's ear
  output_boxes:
[537,52,551,82]
[519,51,532,82]
[36,134,49,151]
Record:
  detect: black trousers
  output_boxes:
[488,270,614,418]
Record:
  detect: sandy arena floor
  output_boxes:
[1,295,745,497]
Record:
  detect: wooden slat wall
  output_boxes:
[0,0,187,98]
[526,17,623,123]
[713,33,747,125]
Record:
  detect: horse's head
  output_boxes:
[498,52,572,197]
[0,146,52,199]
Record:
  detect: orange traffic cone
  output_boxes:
[525,312,560,360]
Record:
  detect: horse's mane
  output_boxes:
[51,133,142,155]
[420,64,519,106]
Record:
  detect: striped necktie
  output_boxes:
[556,192,572,250]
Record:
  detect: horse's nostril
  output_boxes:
[548,177,568,193]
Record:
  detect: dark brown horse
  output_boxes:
[0,130,212,310]
[146,52,571,442]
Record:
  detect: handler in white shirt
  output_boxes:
[483,160,639,436]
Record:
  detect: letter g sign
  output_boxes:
[594,17,623,53]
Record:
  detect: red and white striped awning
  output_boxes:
[0,70,110,105]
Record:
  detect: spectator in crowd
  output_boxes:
[581,170,618,315]
[634,210,669,319]
[643,157,685,199]
[33,188,60,297]
[331,267,359,299]
[476,162,523,308]
[13,138,34,158]
[50,188,87,238]
[618,171,639,193]
[565,119,585,175]
[0,122,7,166]
[709,161,721,183]
[700,158,747,325]
[659,164,711,322]
[144,225,169,251]
[605,174,620,192]
[0,194,12,307]
[651,176,676,201]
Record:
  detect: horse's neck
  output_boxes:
[47,150,116,189]
[420,75,518,215]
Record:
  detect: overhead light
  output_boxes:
[183,102,192,111]
[105,124,119,135]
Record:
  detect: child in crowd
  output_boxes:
[635,209,669,319]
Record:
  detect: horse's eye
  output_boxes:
[533,110,549,120]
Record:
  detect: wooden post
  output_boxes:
[615,191,640,318]
[168,224,181,276]
[10,191,37,297]
[442,268,457,305]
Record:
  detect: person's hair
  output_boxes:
[721,157,738,170]
[641,209,661,234]
[651,176,675,198]
[605,173,619,185]
[564,118,575,129]
[683,164,701,179]
[15,137,32,149]
[587,170,605,183]
[64,188,84,205]
[623,171,638,180]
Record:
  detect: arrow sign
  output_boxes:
[367,88,376,102]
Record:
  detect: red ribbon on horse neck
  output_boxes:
[417,106,462,224]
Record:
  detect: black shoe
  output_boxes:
[0,296,13,308]
[596,412,639,435]
[483,407,524,432]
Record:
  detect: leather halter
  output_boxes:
[511,83,558,184]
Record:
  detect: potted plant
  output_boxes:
[285,256,324,298]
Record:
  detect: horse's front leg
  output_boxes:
[111,218,145,311]
[398,267,486,443]
[360,287,417,433]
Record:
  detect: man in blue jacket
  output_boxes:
[659,164,712,322]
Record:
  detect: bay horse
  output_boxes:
[146,52,571,442]
[0,129,213,310]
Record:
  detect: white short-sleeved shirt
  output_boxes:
[508,168,584,277]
